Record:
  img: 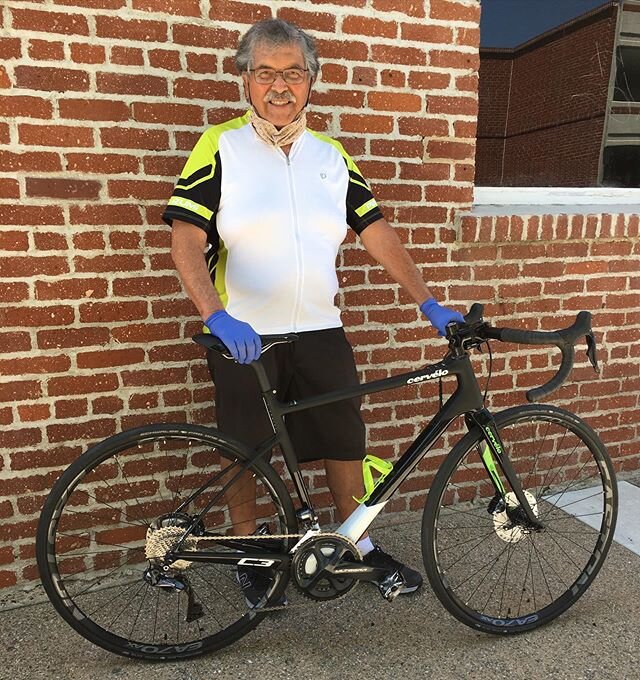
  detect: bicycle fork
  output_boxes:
[467,409,544,530]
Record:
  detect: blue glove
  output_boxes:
[204,310,262,364]
[420,298,465,336]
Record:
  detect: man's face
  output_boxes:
[242,42,312,129]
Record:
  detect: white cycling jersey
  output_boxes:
[163,111,383,334]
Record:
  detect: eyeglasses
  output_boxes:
[248,68,309,85]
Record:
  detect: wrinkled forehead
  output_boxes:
[250,40,306,69]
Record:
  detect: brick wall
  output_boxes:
[476,3,618,186]
[0,0,638,594]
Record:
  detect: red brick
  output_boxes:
[92,396,124,414]
[370,139,423,158]
[0,150,61,172]
[408,71,452,91]
[38,326,109,350]
[28,39,65,61]
[122,367,188,387]
[0,231,28,251]
[428,95,477,116]
[132,102,203,126]
[35,278,108,301]
[111,46,144,66]
[401,23,453,43]
[70,43,106,64]
[149,48,182,71]
[186,53,217,74]
[430,0,480,22]
[399,162,450,181]
[59,98,130,121]
[33,232,69,251]
[112,275,180,296]
[0,428,42,449]
[108,180,173,200]
[109,231,141,249]
[111,322,180,343]
[12,8,89,35]
[316,38,368,61]
[66,153,139,174]
[74,254,145,273]
[100,127,169,150]
[369,91,422,112]
[96,15,167,41]
[19,124,94,148]
[14,66,89,92]
[54,399,88,419]
[97,73,168,97]
[371,0,425,16]
[1,282,29,303]
[77,348,145,369]
[47,419,117,444]
[277,7,336,32]
[313,90,365,108]
[320,63,348,84]
[48,373,119,397]
[0,380,41,403]
[381,69,406,87]
[18,404,50,423]
[25,178,100,200]
[343,15,397,38]
[172,24,238,49]
[0,95,53,119]
[372,44,427,66]
[70,204,144,225]
[430,49,479,70]
[427,140,474,160]
[142,155,185,177]
[208,1,271,22]
[173,78,239,101]
[133,0,201,15]
[352,66,377,86]
[79,300,148,323]
[0,333,31,354]
[0,256,69,278]
[0,355,70,376]
[0,38,21,60]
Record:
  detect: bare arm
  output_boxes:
[171,220,223,320]
[359,218,432,305]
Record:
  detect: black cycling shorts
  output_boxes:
[206,327,366,463]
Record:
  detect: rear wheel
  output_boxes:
[36,424,297,660]
[422,405,617,634]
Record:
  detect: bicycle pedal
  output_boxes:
[378,571,405,602]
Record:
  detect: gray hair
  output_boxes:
[235,18,320,79]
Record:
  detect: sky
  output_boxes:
[480,0,616,48]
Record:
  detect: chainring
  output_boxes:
[291,534,362,601]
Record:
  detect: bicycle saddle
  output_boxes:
[193,332,299,357]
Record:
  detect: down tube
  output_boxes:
[335,413,454,543]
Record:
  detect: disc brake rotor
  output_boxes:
[493,490,538,543]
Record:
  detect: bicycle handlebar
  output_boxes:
[452,304,598,402]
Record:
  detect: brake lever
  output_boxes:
[585,332,599,373]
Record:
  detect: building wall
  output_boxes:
[0,0,638,593]
[477,4,619,186]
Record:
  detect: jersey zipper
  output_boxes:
[284,152,304,332]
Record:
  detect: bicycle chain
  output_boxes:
[149,529,362,613]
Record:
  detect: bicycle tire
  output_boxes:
[36,423,297,661]
[422,404,617,634]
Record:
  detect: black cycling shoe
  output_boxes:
[236,565,288,609]
[362,546,423,594]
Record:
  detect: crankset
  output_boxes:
[291,534,362,601]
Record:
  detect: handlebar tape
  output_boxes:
[485,311,593,402]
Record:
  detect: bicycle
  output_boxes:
[36,304,618,660]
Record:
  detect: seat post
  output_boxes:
[250,358,274,393]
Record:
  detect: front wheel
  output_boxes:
[422,404,617,634]
[36,424,297,660]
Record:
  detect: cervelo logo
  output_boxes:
[484,426,503,454]
[407,368,449,385]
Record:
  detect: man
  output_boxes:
[163,18,463,605]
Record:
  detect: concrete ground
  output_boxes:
[2,486,639,680]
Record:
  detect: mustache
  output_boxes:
[263,90,297,104]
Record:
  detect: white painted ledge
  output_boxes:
[473,187,640,216]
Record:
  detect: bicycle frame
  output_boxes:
[170,345,541,566]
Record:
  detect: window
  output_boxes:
[476,0,640,189]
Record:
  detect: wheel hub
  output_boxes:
[493,490,538,543]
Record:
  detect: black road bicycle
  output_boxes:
[36,305,618,660]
